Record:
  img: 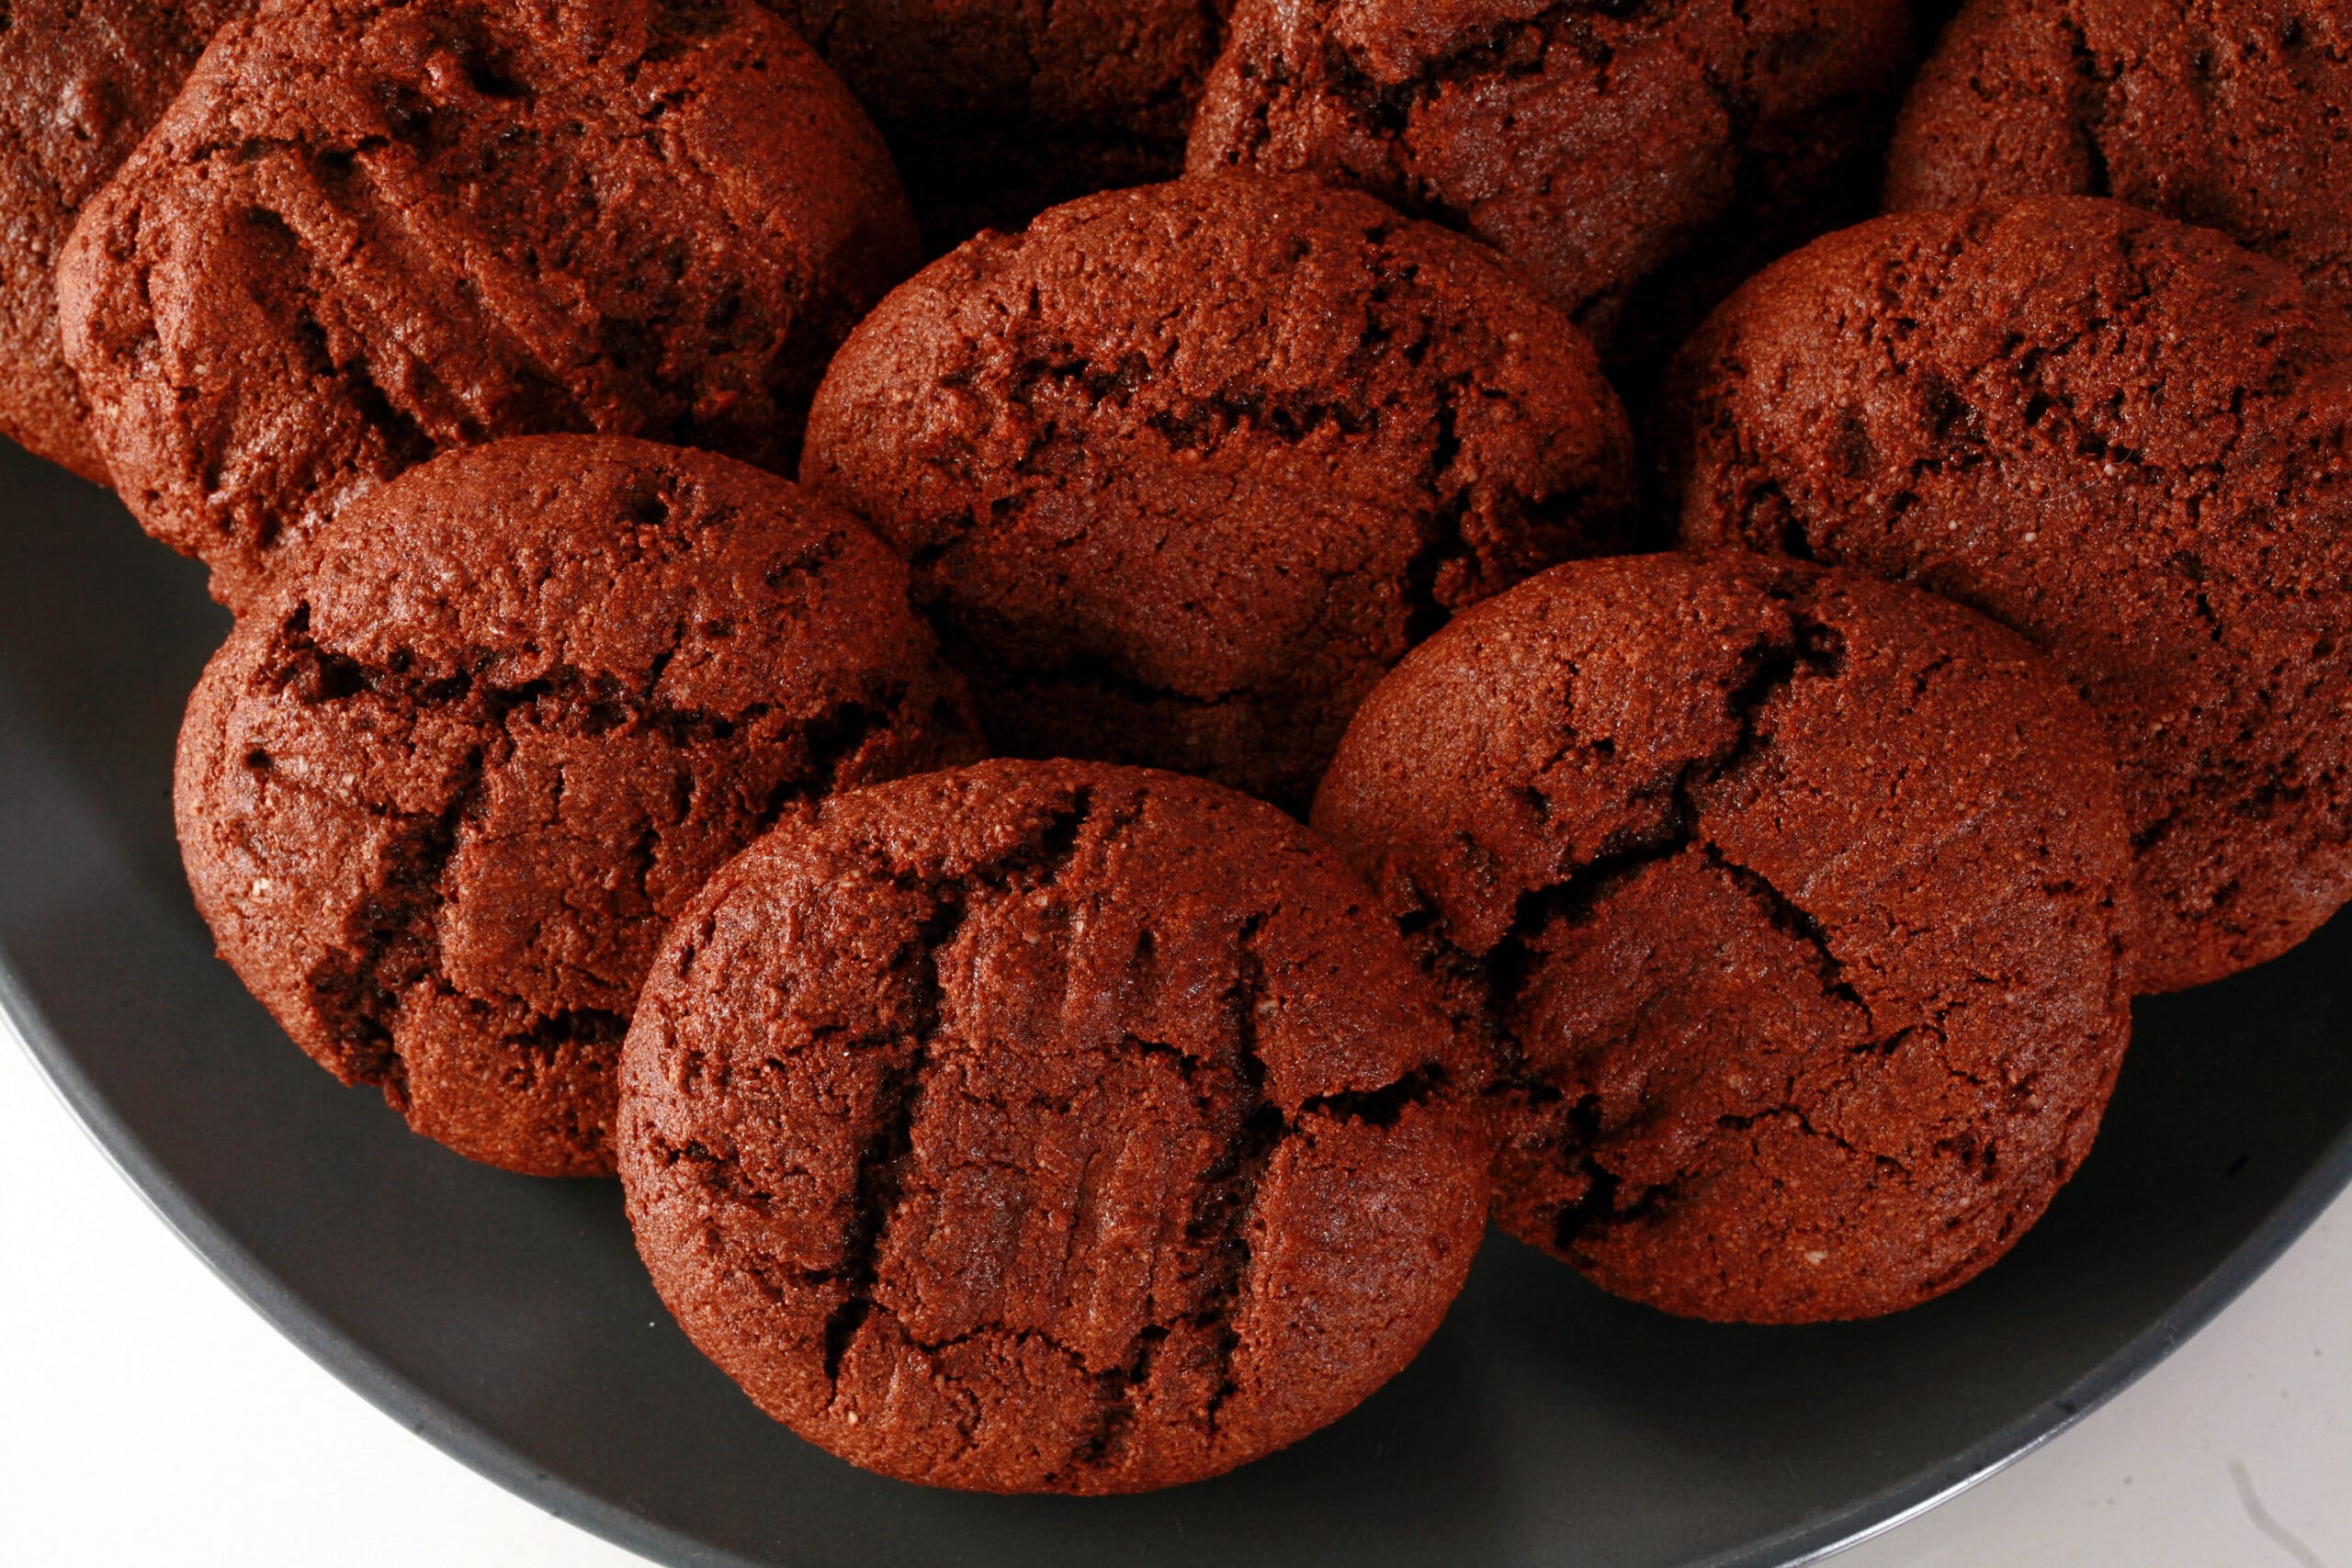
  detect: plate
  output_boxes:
[4,441,2349,1568]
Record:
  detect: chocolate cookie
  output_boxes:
[760,0,1232,252]
[175,436,981,1177]
[1186,0,1914,356]
[801,176,1636,807]
[619,759,1489,1491]
[1887,0,2352,323]
[1664,197,2352,992]
[58,0,919,612]
[1313,553,2132,1324]
[0,0,247,481]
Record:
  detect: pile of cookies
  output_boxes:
[7,0,2351,1499]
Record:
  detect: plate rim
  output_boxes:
[7,934,2351,1568]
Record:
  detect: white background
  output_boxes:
[3,1020,2345,1568]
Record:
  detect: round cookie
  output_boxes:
[0,0,248,481]
[58,0,919,612]
[759,0,1232,252]
[801,176,1636,807]
[619,759,1490,1492]
[1663,197,2352,992]
[1185,0,1915,355]
[1886,0,2352,323]
[1312,552,2132,1324]
[175,436,981,1178]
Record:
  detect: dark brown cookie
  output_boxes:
[58,0,919,613]
[175,436,981,1177]
[1312,552,2132,1324]
[760,0,1232,253]
[1185,0,1914,358]
[619,759,1491,1493]
[801,176,1636,807]
[1887,0,2352,324]
[0,0,248,481]
[1663,197,2352,992]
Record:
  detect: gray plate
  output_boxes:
[4,441,2349,1568]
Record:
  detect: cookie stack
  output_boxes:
[6,0,2349,1500]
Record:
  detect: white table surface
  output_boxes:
[4,1013,2345,1568]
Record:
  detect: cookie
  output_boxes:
[0,0,247,481]
[619,759,1490,1491]
[801,176,1636,807]
[57,0,919,613]
[1886,0,2352,323]
[1664,197,2352,992]
[760,0,1232,252]
[1312,552,2132,1324]
[175,436,981,1177]
[1186,0,1914,356]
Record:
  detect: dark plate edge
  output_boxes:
[7,947,2351,1568]
[1703,1096,2352,1567]
[0,956,741,1568]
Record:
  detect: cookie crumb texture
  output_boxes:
[1186,0,1912,354]
[803,176,1635,807]
[175,437,980,1177]
[619,761,1490,1492]
[0,0,247,480]
[57,0,918,611]
[1666,197,2352,992]
[759,0,1233,252]
[1313,554,2132,1323]
[1888,0,2352,323]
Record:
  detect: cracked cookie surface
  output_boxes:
[1311,552,2132,1323]
[57,0,918,612]
[618,759,1491,1492]
[1887,0,2352,325]
[758,0,1234,252]
[0,0,248,481]
[1664,197,2352,991]
[175,435,981,1177]
[1184,0,1913,358]
[800,175,1635,808]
